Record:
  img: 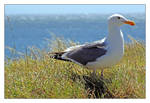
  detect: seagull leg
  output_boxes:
[100,69,104,79]
[91,69,97,79]
[93,69,96,75]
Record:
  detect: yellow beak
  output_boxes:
[124,20,135,26]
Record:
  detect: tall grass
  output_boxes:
[5,36,145,98]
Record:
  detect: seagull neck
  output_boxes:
[107,23,122,43]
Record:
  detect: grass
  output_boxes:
[5,36,145,98]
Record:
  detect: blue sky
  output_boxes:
[5,5,145,15]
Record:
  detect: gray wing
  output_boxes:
[65,41,107,65]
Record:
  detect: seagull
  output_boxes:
[49,14,135,78]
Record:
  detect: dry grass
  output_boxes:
[5,36,145,98]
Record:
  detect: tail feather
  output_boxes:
[48,52,71,62]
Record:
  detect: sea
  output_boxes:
[5,13,145,57]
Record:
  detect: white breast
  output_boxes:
[86,30,124,70]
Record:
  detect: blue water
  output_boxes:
[5,13,145,57]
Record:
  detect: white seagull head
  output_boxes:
[108,14,135,26]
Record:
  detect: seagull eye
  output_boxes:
[117,17,121,19]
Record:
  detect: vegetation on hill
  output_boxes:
[5,36,145,98]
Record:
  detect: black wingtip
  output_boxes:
[48,52,71,62]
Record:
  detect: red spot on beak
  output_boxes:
[124,20,135,26]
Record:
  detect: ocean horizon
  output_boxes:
[5,13,145,57]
